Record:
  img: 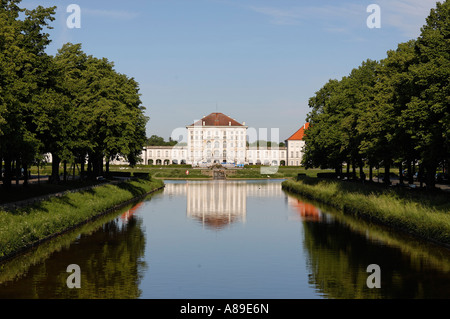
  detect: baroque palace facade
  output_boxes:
[137,112,309,167]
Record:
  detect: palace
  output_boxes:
[137,112,309,167]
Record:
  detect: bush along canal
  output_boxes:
[0,177,165,262]
[282,179,450,248]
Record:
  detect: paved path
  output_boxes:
[0,175,50,186]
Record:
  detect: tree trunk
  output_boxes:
[23,162,28,186]
[383,161,390,185]
[399,162,403,185]
[51,153,61,184]
[98,156,104,176]
[346,161,350,178]
[359,160,365,183]
[418,163,424,188]
[407,160,414,184]
[63,160,67,182]
[87,155,92,179]
[352,160,356,180]
[424,161,437,189]
[80,156,85,180]
[91,153,103,179]
[15,160,20,185]
[3,156,12,189]
[106,158,110,177]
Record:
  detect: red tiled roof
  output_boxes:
[189,113,244,127]
[287,123,310,141]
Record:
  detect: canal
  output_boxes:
[0,180,449,299]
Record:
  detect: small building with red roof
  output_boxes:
[285,123,309,166]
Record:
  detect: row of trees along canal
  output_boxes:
[303,1,450,188]
[0,1,148,189]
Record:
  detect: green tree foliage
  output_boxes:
[402,0,450,187]
[1,1,149,187]
[304,79,347,172]
[303,0,450,188]
[0,0,55,188]
[52,43,149,179]
[146,135,177,146]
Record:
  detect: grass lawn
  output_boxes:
[27,163,396,180]
[107,165,337,180]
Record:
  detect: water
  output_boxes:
[0,180,449,299]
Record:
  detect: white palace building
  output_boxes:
[137,112,309,167]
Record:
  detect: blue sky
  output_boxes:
[23,0,439,141]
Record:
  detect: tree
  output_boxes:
[146,135,177,146]
[53,43,148,179]
[0,0,56,188]
[401,0,450,188]
[303,79,348,174]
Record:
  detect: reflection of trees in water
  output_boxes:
[302,219,450,299]
[0,205,147,299]
[56,215,147,299]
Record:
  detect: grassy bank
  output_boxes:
[146,168,209,179]
[228,167,335,179]
[282,179,450,247]
[0,180,107,205]
[0,178,164,260]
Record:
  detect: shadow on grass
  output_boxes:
[0,180,104,205]
[11,192,79,216]
[115,180,149,198]
[4,181,111,216]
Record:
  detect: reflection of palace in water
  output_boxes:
[164,181,283,230]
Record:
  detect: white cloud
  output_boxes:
[378,0,438,37]
[249,4,362,26]
[249,6,304,25]
[83,8,139,20]
[248,0,438,38]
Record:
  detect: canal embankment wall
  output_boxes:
[0,178,165,263]
[282,179,450,248]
